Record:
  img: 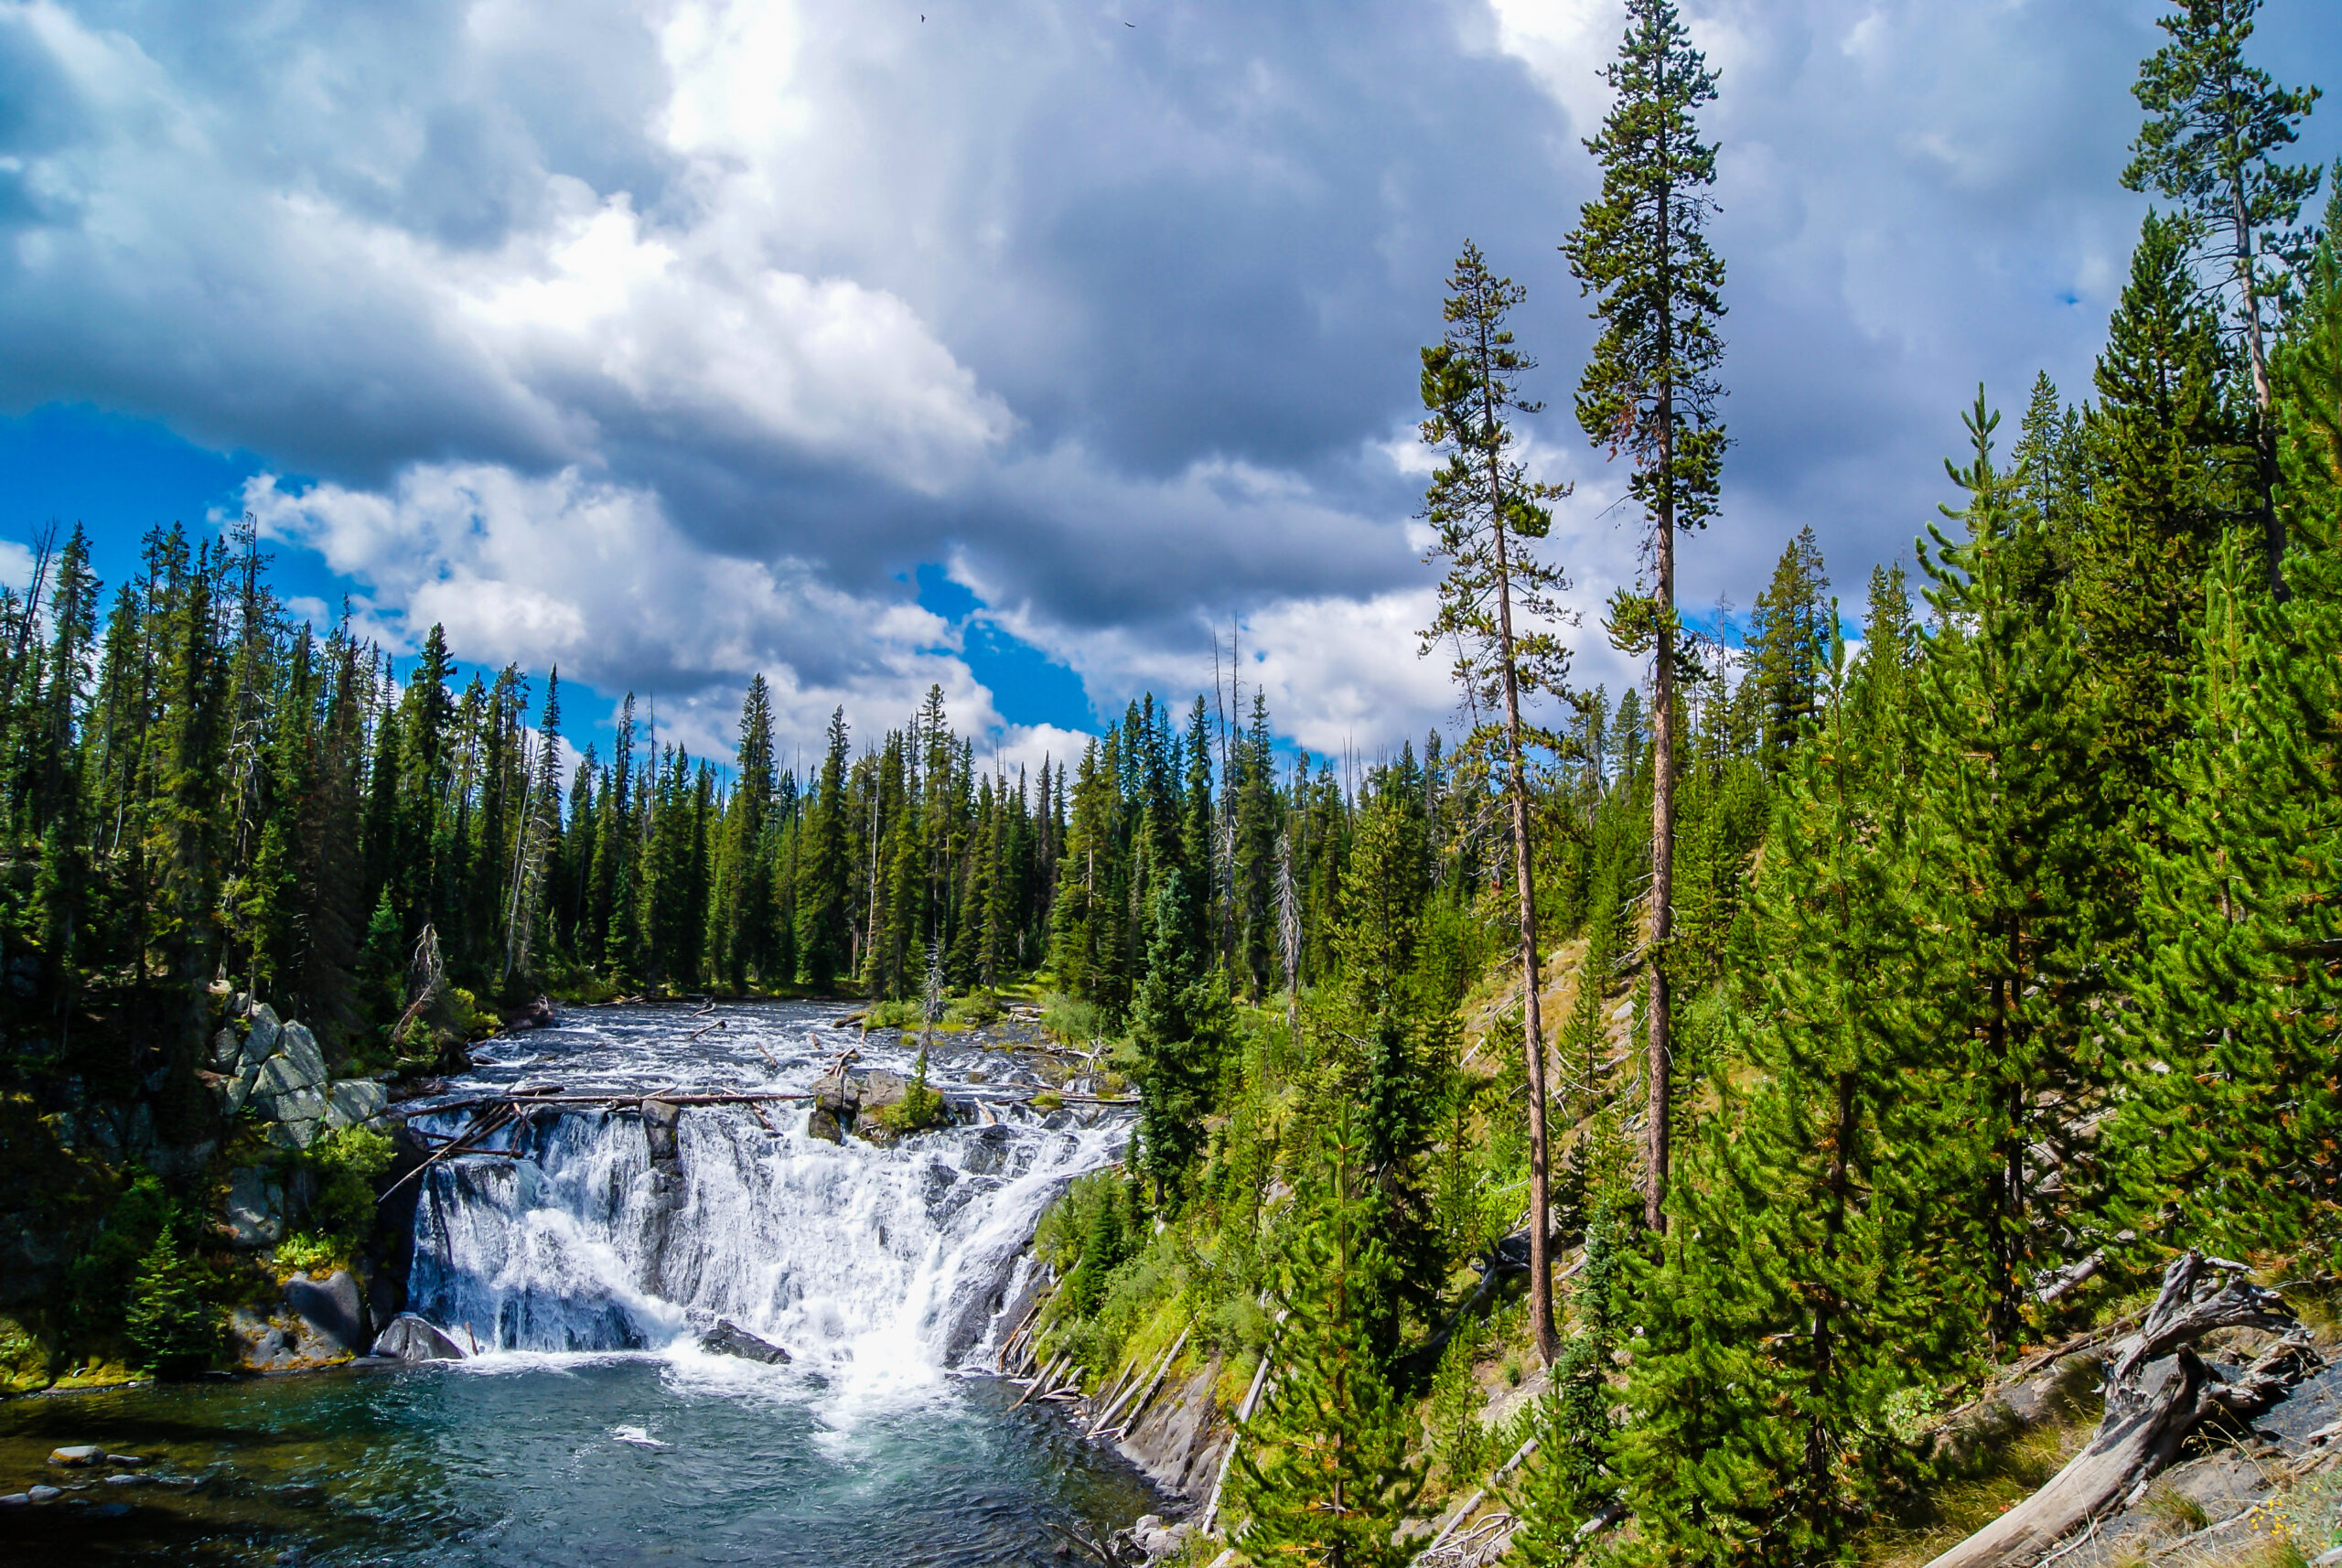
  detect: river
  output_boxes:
[0,1002,1155,1565]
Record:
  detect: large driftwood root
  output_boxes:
[1923,1251,2317,1568]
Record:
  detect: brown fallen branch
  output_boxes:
[1921,1251,2315,1568]
[688,1019,728,1041]
[377,1104,515,1204]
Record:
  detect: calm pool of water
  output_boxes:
[0,1352,1156,1566]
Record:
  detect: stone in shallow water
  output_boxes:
[27,1485,59,1501]
[371,1313,467,1361]
[48,1445,102,1466]
[700,1318,790,1364]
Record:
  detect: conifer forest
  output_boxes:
[5,2,2342,1567]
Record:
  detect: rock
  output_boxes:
[104,1455,145,1466]
[506,996,556,1031]
[211,1027,242,1070]
[699,1318,791,1364]
[641,1099,682,1163]
[323,1079,386,1131]
[256,1054,324,1099]
[371,1313,467,1361]
[265,1116,324,1151]
[806,1103,846,1144]
[1121,1515,1195,1563]
[280,1022,327,1086]
[224,1059,263,1115]
[47,1445,103,1466]
[855,1069,909,1113]
[243,1004,282,1067]
[0,1493,26,1507]
[223,1167,285,1249]
[102,1473,141,1486]
[27,1485,59,1502]
[962,1124,1015,1175]
[285,1269,369,1356]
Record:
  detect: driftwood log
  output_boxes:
[1922,1251,2317,1568]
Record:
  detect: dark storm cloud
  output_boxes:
[2,0,2334,750]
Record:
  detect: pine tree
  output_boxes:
[2123,0,2322,592]
[1129,866,1230,1201]
[2115,216,2342,1262]
[1511,1211,1622,1565]
[1562,0,1727,1232]
[1419,241,1574,1359]
[1918,390,2111,1346]
[1746,526,1830,775]
[795,706,852,990]
[1612,625,1967,1568]
[1232,1104,1424,1568]
[2075,209,2247,841]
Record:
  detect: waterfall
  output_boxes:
[402,1007,1125,1387]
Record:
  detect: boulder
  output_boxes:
[285,1269,369,1356]
[222,1166,285,1249]
[256,1050,323,1099]
[699,1318,791,1364]
[257,1083,328,1123]
[324,1079,386,1131]
[27,1485,58,1502]
[223,1059,263,1115]
[210,1028,241,1071]
[47,1446,102,1467]
[280,1022,327,1087]
[242,1004,282,1069]
[806,1103,846,1144]
[962,1124,1014,1176]
[371,1313,467,1361]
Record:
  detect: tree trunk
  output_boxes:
[1644,155,1677,1236]
[1495,504,1558,1366]
[2232,174,2284,599]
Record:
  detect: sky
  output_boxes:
[1,0,2337,776]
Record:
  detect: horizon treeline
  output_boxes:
[0,505,1531,1090]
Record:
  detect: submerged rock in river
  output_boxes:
[699,1318,790,1364]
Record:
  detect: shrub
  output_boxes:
[273,1231,340,1276]
[125,1227,216,1378]
[295,1125,397,1262]
[1040,993,1104,1044]
[68,1174,175,1337]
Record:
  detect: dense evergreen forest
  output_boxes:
[5,0,2340,1564]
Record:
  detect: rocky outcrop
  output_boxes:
[220,1165,286,1249]
[802,1068,959,1146]
[285,1269,369,1356]
[1117,1360,1230,1501]
[228,1266,376,1369]
[208,1003,386,1150]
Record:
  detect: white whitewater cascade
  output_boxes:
[403,1005,1126,1388]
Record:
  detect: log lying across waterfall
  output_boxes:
[1921,1250,2320,1568]
[381,1086,1136,1121]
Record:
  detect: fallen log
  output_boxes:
[1921,1251,2315,1568]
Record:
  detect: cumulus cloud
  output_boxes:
[5,0,2332,761]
